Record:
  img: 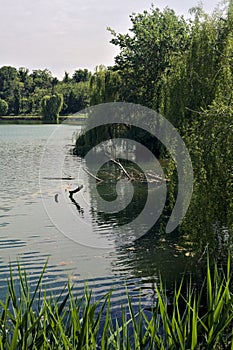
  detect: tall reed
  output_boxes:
[0,256,232,349]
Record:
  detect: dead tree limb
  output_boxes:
[147,172,169,183]
[69,184,84,198]
[83,167,103,182]
[110,158,132,181]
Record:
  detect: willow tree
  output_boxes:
[74,66,122,157]
[158,5,226,130]
[41,93,63,123]
[196,1,233,221]
[0,98,8,115]
[172,1,233,254]
[90,65,121,105]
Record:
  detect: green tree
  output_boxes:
[0,98,8,115]
[62,71,70,83]
[17,67,33,114]
[20,97,32,114]
[13,87,20,115]
[0,66,19,114]
[90,65,121,105]
[41,93,63,122]
[163,1,233,241]
[56,81,90,114]
[18,67,29,83]
[109,7,190,109]
[31,69,53,90]
[51,77,59,94]
[72,69,91,83]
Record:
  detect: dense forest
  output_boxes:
[0,66,91,117]
[0,1,232,251]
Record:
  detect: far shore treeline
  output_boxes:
[0,2,232,252]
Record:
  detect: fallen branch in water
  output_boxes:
[43,177,75,180]
[110,158,132,181]
[69,193,84,216]
[69,184,84,198]
[147,172,169,183]
[83,167,103,182]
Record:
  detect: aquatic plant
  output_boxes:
[0,256,232,349]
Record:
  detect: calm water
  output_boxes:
[0,124,198,309]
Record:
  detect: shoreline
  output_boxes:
[0,114,88,123]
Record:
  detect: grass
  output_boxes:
[0,256,232,349]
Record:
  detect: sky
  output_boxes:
[0,0,222,79]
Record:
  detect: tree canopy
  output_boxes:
[0,67,92,116]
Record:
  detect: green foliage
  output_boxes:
[62,71,70,83]
[0,66,91,116]
[0,66,19,115]
[0,66,18,94]
[109,6,190,109]
[159,6,230,129]
[0,256,232,349]
[72,68,91,83]
[56,81,90,115]
[105,1,233,253]
[179,2,233,235]
[90,65,121,105]
[31,69,53,90]
[41,93,63,122]
[0,98,8,116]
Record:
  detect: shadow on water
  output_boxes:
[81,159,233,291]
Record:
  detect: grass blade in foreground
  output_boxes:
[0,255,232,349]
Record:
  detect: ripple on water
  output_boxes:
[0,250,157,314]
[0,124,175,313]
[0,238,27,250]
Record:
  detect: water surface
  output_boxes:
[0,124,199,309]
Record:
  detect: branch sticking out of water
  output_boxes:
[69,184,84,198]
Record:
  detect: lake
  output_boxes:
[0,123,214,310]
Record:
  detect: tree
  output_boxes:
[72,69,91,83]
[31,69,53,90]
[51,77,59,94]
[20,97,32,115]
[90,65,121,105]
[62,71,70,83]
[0,66,18,93]
[108,7,190,109]
[18,67,29,83]
[0,98,8,115]
[162,1,233,238]
[56,81,90,114]
[0,66,19,114]
[41,93,63,122]
[13,87,20,115]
